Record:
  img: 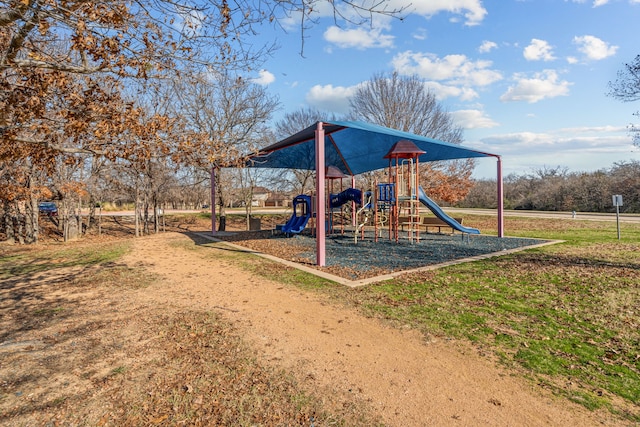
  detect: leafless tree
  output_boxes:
[169,69,279,229]
[348,71,475,203]
[273,107,339,194]
[0,0,404,242]
[608,55,640,146]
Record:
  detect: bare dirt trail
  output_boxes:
[123,232,616,426]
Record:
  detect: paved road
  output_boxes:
[445,207,640,223]
[98,207,640,223]
[96,209,206,217]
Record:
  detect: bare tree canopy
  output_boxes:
[172,70,280,167]
[608,55,640,146]
[348,71,473,204]
[1,0,405,75]
[1,0,404,157]
[0,0,405,243]
[273,107,334,194]
[168,68,279,224]
[275,106,337,139]
[349,71,463,143]
[609,55,640,103]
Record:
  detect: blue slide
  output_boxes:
[329,188,362,208]
[417,186,480,235]
[279,195,312,235]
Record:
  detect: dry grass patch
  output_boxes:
[0,239,381,426]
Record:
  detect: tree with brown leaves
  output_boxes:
[1,0,403,242]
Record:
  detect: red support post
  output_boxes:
[315,123,326,266]
[497,156,504,238]
[351,175,356,227]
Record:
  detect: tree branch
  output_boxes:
[0,1,31,27]
[4,58,107,74]
[4,4,39,65]
[10,134,106,155]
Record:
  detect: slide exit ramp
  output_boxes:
[277,195,312,235]
[417,186,480,235]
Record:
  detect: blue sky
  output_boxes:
[249,0,640,179]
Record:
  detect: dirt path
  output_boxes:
[123,232,615,426]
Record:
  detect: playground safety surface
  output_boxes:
[208,230,558,287]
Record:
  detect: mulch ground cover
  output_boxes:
[216,229,549,280]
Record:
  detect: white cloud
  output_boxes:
[252,69,275,86]
[172,8,205,37]
[324,26,394,49]
[564,0,607,6]
[413,28,428,41]
[392,51,503,88]
[573,35,618,60]
[425,82,479,101]
[468,127,635,177]
[558,125,627,133]
[566,0,639,6]
[500,70,572,103]
[523,39,556,61]
[475,128,631,158]
[316,0,487,26]
[273,1,487,50]
[305,84,359,114]
[401,0,487,26]
[451,109,499,129]
[478,40,497,53]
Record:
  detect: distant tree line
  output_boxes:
[458,161,640,213]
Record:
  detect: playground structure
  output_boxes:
[380,139,424,243]
[277,140,479,242]
[222,120,504,266]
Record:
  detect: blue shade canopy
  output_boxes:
[249,120,498,176]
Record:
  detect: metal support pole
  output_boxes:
[497,156,504,238]
[352,175,356,227]
[315,123,326,266]
[616,205,621,240]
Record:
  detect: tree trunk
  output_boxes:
[62,202,80,242]
[3,200,15,244]
[135,187,140,237]
[143,193,150,235]
[25,196,39,244]
[161,204,165,233]
[88,194,97,230]
[215,170,226,231]
[153,200,159,234]
[15,203,24,245]
[23,173,39,244]
[245,203,251,230]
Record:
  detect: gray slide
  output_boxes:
[417,186,480,235]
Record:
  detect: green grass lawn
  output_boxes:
[245,215,640,422]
